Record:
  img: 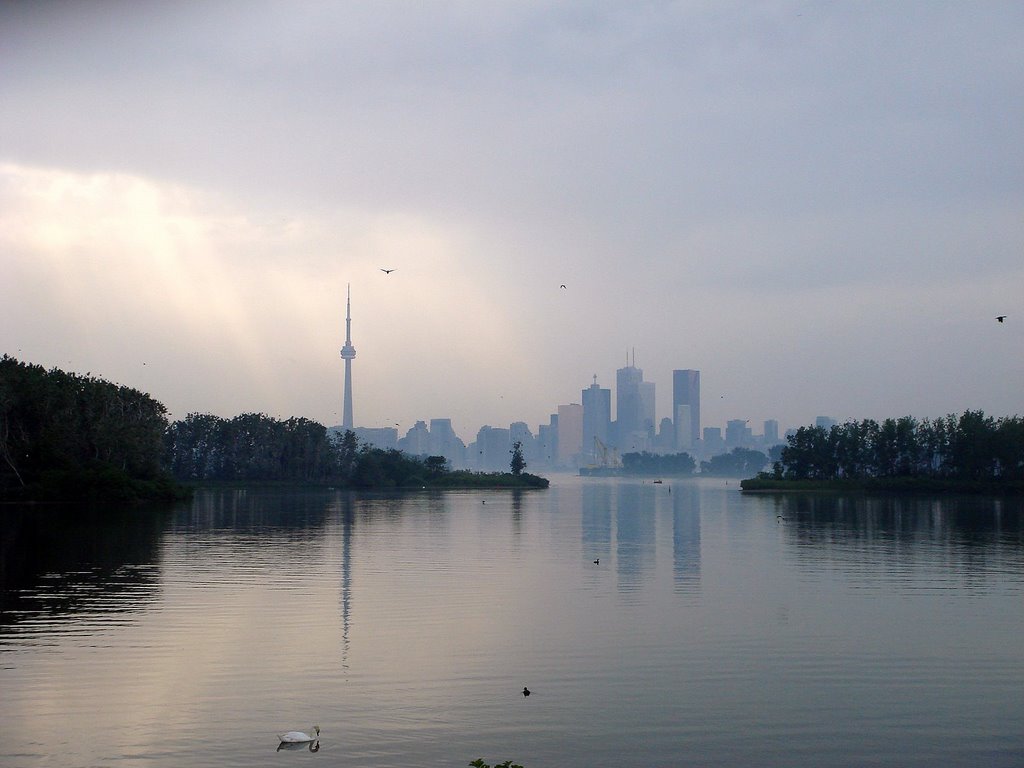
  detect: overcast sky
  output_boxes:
[2,1,1022,441]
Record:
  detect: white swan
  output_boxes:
[278,725,320,744]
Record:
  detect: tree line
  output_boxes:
[0,355,181,501]
[775,411,1024,483]
[164,413,547,488]
[1,357,546,500]
[621,451,697,475]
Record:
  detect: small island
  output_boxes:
[0,356,547,504]
[739,413,1024,495]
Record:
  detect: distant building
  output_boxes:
[537,415,557,468]
[475,426,511,471]
[815,416,837,431]
[725,419,752,447]
[351,426,397,451]
[702,426,724,454]
[616,359,654,449]
[557,403,584,468]
[509,421,537,466]
[429,418,467,467]
[399,420,431,456]
[640,382,655,434]
[656,417,676,452]
[581,375,611,463]
[674,404,693,450]
[672,369,701,448]
[763,419,780,444]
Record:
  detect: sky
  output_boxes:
[2,1,1022,442]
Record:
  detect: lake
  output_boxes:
[2,476,1023,767]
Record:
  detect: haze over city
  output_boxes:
[2,2,1021,442]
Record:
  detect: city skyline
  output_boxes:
[2,3,1021,437]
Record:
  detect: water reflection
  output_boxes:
[615,483,657,592]
[177,488,336,533]
[277,739,320,752]
[581,483,612,565]
[578,479,703,593]
[335,494,354,668]
[768,493,1024,587]
[672,484,701,591]
[2,483,1023,768]
[0,503,173,630]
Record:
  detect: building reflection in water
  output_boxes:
[616,483,657,592]
[671,483,701,592]
[771,492,1024,584]
[580,480,702,594]
[581,482,613,565]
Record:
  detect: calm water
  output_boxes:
[2,477,1023,768]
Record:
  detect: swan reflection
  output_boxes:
[277,739,320,752]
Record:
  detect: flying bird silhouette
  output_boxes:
[522,686,531,696]
[381,268,396,274]
[996,315,1006,323]
[560,284,566,289]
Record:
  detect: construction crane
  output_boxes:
[593,436,621,469]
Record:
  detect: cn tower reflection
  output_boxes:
[338,493,354,670]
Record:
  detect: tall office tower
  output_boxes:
[339,284,357,430]
[763,420,780,444]
[557,403,584,468]
[815,416,837,431]
[674,405,693,450]
[582,375,612,463]
[475,426,512,471]
[672,369,701,448]
[429,418,466,466]
[538,416,557,467]
[616,356,654,449]
[616,363,643,434]
[639,381,656,433]
[400,421,431,456]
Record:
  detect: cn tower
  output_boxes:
[340,284,356,430]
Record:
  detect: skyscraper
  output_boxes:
[582,375,611,463]
[616,357,654,450]
[340,285,356,430]
[557,403,584,467]
[672,369,701,448]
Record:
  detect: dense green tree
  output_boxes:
[621,451,695,475]
[163,412,350,483]
[333,429,359,483]
[425,455,449,478]
[509,441,526,476]
[776,411,1024,485]
[1,355,179,500]
[700,447,768,477]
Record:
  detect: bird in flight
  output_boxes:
[996,315,1006,323]
[381,268,396,274]
[560,284,566,289]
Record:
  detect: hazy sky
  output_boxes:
[2,1,1022,441]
